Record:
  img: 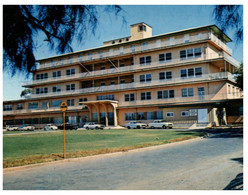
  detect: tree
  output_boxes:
[3,5,124,76]
[213,5,243,42]
[20,88,33,98]
[234,63,243,90]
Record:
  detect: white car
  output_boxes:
[125,121,148,129]
[84,122,105,130]
[44,124,58,131]
[148,120,173,129]
[19,125,35,131]
[6,125,19,131]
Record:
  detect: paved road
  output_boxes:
[3,131,243,190]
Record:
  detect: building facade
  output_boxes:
[3,23,243,128]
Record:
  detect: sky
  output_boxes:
[2,4,244,101]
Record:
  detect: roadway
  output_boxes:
[3,129,243,190]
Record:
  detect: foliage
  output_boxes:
[3,5,124,76]
[20,88,33,98]
[234,63,243,90]
[213,5,243,42]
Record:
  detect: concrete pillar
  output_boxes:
[87,105,92,121]
[93,103,100,123]
[111,103,118,127]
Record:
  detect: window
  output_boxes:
[156,111,163,119]
[147,112,154,120]
[180,47,202,60]
[140,74,152,83]
[3,105,12,111]
[180,67,202,78]
[142,42,148,50]
[181,88,194,97]
[97,94,114,100]
[141,92,151,100]
[79,98,87,102]
[131,45,135,53]
[189,109,197,116]
[51,100,62,107]
[137,112,145,120]
[157,90,174,99]
[138,25,146,32]
[100,82,105,86]
[68,57,73,64]
[125,93,135,102]
[139,56,151,65]
[66,84,75,91]
[42,101,48,109]
[52,85,61,93]
[36,87,48,94]
[110,81,115,85]
[53,71,61,78]
[100,66,105,70]
[28,102,38,109]
[159,52,172,63]
[166,112,174,117]
[36,73,48,80]
[112,41,115,44]
[98,51,103,58]
[67,99,75,106]
[125,113,135,121]
[159,71,172,80]
[78,55,82,62]
[17,104,23,110]
[181,111,189,117]
[66,68,75,76]
[195,67,202,76]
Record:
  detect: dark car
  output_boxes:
[57,123,78,130]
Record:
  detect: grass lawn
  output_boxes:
[3,129,204,168]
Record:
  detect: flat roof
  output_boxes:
[37,24,232,62]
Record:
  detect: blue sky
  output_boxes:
[2,5,243,100]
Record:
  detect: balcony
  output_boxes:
[22,52,239,87]
[25,72,236,99]
[120,92,243,107]
[3,106,83,116]
[36,32,213,70]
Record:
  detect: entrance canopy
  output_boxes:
[79,100,118,127]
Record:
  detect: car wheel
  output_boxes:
[151,126,154,129]
[162,125,167,129]
[127,126,131,129]
[86,127,89,130]
[137,126,140,129]
[95,126,99,130]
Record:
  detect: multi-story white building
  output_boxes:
[3,23,243,128]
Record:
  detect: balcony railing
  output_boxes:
[22,52,238,87]
[210,33,232,55]
[3,106,83,116]
[25,72,236,99]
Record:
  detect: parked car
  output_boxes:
[6,125,19,131]
[57,123,78,130]
[84,122,105,130]
[19,125,35,131]
[44,124,58,131]
[148,120,173,129]
[125,121,148,129]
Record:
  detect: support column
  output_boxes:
[111,103,118,127]
[87,105,92,121]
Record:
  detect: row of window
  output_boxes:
[125,111,163,121]
[139,47,201,65]
[166,109,198,117]
[35,68,75,80]
[124,87,205,101]
[139,67,202,83]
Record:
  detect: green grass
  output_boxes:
[3,129,204,168]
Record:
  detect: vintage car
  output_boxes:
[125,121,148,129]
[84,122,105,130]
[148,120,173,129]
[19,125,35,131]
